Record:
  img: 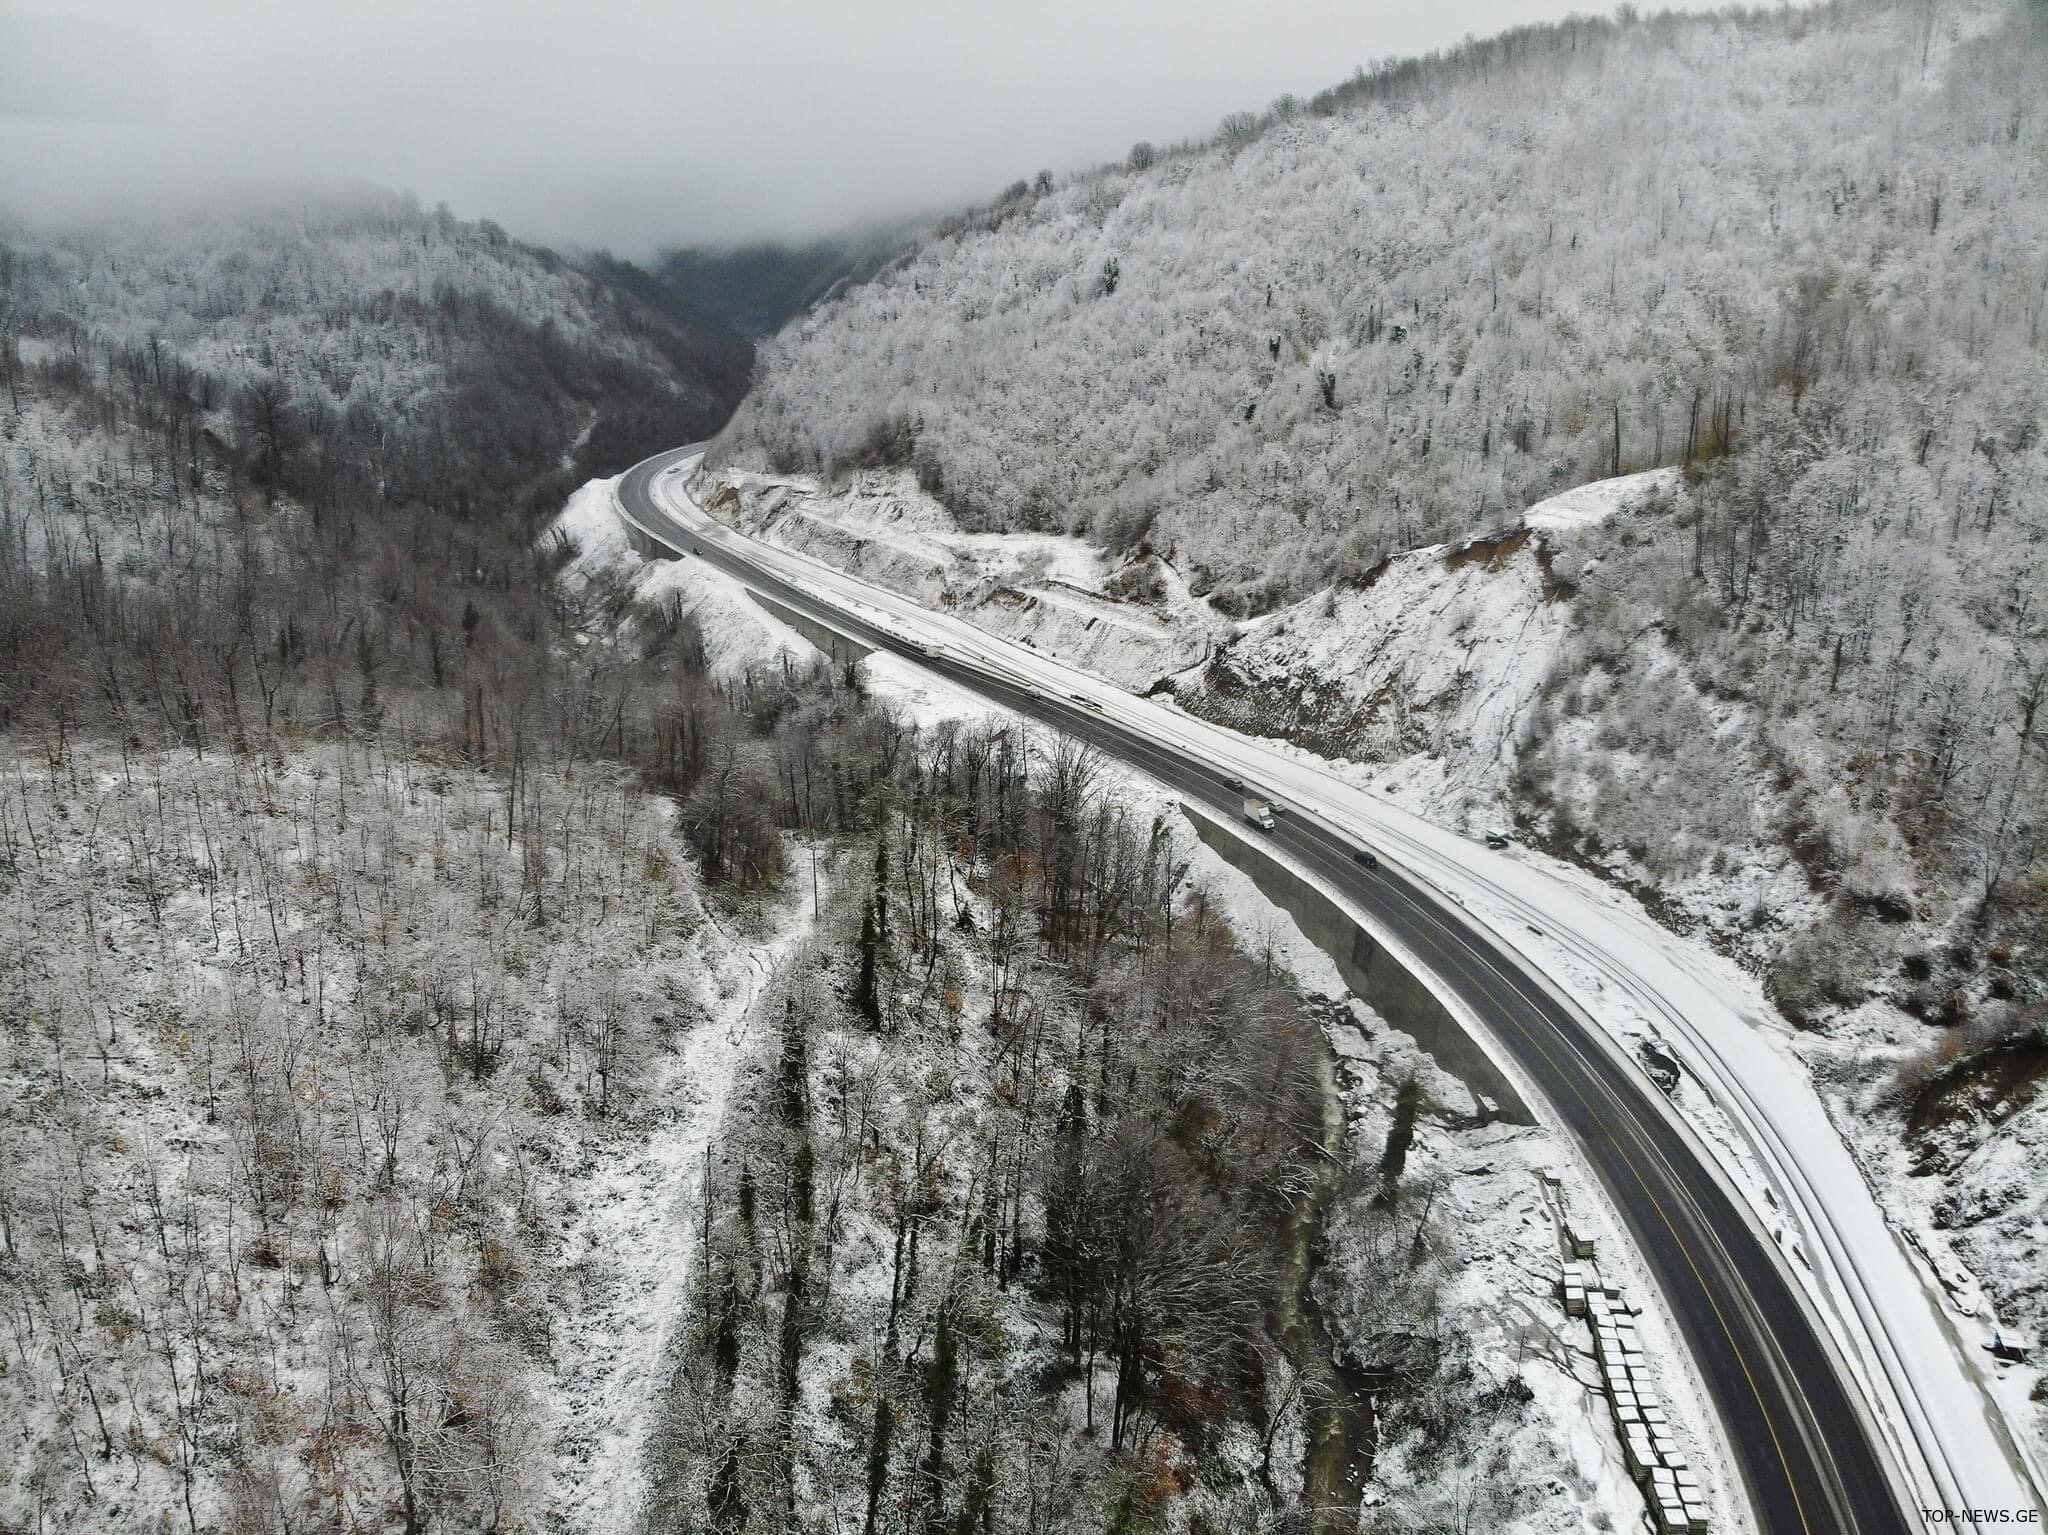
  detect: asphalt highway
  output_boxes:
[616,445,1916,1535]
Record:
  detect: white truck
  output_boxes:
[1241,796,1276,831]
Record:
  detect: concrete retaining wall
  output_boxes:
[613,499,870,667]
[745,591,871,667]
[1184,805,1535,1124]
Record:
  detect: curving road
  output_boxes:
[613,444,1973,1535]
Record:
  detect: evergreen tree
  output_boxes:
[852,899,882,1028]
[922,1303,958,1524]
[873,836,890,942]
[1042,1077,1092,1355]
[712,1267,743,1386]
[792,1138,816,1226]
[885,1196,909,1361]
[861,1391,893,1535]
[709,1436,747,1532]
[779,995,808,1123]
[952,1442,996,1535]
[779,1251,809,1404]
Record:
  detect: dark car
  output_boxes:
[1352,849,1380,870]
[1224,775,1245,791]
[1484,832,1511,850]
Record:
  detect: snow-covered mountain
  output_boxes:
[713,0,2044,967]
[1,190,752,519]
[701,0,2047,1436]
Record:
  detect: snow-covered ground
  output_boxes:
[542,862,819,1531]
[1178,467,1681,831]
[621,454,2045,1523]
[1791,1001,2048,1459]
[1521,468,1679,533]
[698,466,1230,690]
[548,476,814,681]
[1173,526,1571,824]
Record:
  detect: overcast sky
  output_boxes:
[6,0,1662,255]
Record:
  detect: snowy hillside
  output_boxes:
[547,476,818,683]
[694,464,1230,689]
[1171,522,1574,824]
[704,0,2046,1425]
[713,0,2045,1062]
[0,741,804,1533]
[0,191,752,519]
[1162,467,1677,823]
[687,443,2048,1463]
[718,0,2041,600]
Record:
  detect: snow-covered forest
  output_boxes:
[628,722,1585,1534]
[0,196,1593,1524]
[1,192,752,527]
[720,0,2043,611]
[0,286,854,1524]
[710,0,2047,1420]
[0,703,1633,1532]
[3,0,2045,1523]
[714,11,2046,1062]
[0,741,735,1531]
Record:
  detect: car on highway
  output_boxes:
[1352,849,1380,870]
[1484,831,1511,849]
[1224,775,1245,791]
[1067,691,1104,710]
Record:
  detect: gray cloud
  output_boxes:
[5,0,1706,254]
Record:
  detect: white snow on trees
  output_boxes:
[0,742,801,1533]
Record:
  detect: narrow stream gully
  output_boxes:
[1268,1007,1377,1534]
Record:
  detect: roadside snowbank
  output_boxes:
[548,476,813,682]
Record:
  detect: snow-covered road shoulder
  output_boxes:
[548,476,814,681]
